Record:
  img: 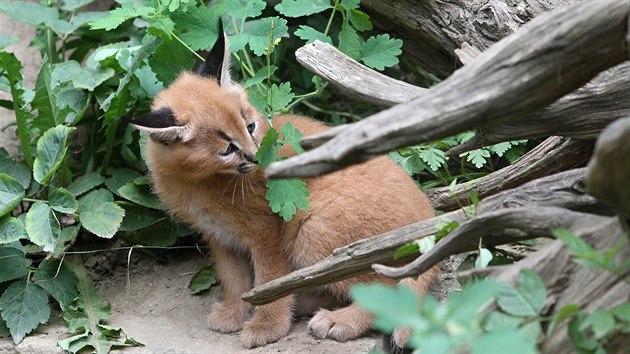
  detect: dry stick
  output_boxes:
[371,207,609,279]
[242,168,600,305]
[426,137,593,211]
[266,0,629,179]
[449,62,630,155]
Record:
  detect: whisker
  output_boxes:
[221,173,238,199]
[231,177,238,205]
[241,176,245,203]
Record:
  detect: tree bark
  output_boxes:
[267,0,629,179]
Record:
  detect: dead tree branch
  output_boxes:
[267,0,629,179]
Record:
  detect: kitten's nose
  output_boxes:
[244,153,257,164]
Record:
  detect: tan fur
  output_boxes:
[142,72,438,348]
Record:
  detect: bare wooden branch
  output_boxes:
[267,0,630,179]
[427,137,593,211]
[295,41,426,107]
[371,207,610,279]
[448,62,630,154]
[242,169,599,305]
[586,117,630,224]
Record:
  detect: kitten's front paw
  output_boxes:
[308,309,366,341]
[241,316,291,348]
[207,302,251,333]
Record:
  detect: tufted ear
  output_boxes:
[121,107,191,143]
[195,20,231,86]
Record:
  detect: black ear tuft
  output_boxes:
[121,107,178,128]
[196,19,225,81]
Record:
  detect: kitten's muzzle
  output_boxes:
[238,162,257,174]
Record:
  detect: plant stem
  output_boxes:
[324,0,340,36]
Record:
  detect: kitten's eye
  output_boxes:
[247,122,256,135]
[220,143,239,156]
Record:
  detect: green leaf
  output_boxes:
[0,248,30,283]
[582,310,615,339]
[119,204,166,232]
[224,0,266,19]
[269,82,294,113]
[569,314,599,352]
[0,1,59,26]
[394,243,419,260]
[245,65,278,88]
[0,216,28,244]
[149,37,195,85]
[32,58,63,132]
[448,280,500,323]
[547,303,579,335]
[482,311,522,332]
[229,32,249,52]
[72,66,115,92]
[0,316,8,337]
[89,3,153,31]
[347,9,372,32]
[105,168,143,197]
[275,0,332,17]
[33,125,75,184]
[496,269,546,317]
[280,122,305,154]
[255,128,280,168]
[419,147,447,171]
[248,17,289,56]
[49,188,79,214]
[0,155,32,189]
[266,178,309,222]
[0,281,50,345]
[552,228,594,255]
[124,219,191,246]
[61,0,95,11]
[117,183,165,210]
[188,265,218,294]
[67,172,106,197]
[0,173,25,217]
[488,141,512,157]
[294,25,333,45]
[134,65,164,97]
[360,34,402,70]
[475,248,493,269]
[78,189,125,238]
[340,0,360,9]
[461,148,491,169]
[338,19,361,60]
[0,34,17,50]
[172,6,220,51]
[34,260,79,306]
[351,284,422,332]
[471,327,537,354]
[25,201,60,252]
[52,226,79,258]
[612,303,630,322]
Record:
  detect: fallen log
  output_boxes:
[267,0,629,178]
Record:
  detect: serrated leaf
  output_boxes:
[347,9,372,31]
[34,260,78,306]
[188,265,218,294]
[0,248,30,283]
[248,17,288,56]
[361,34,402,70]
[149,36,195,85]
[496,269,546,317]
[0,155,32,189]
[351,284,421,332]
[419,147,447,171]
[78,189,125,238]
[105,168,142,197]
[172,6,220,51]
[49,188,78,214]
[269,82,294,113]
[475,248,492,269]
[33,58,63,132]
[294,25,332,45]
[67,172,106,197]
[266,178,309,222]
[88,3,153,31]
[255,128,280,168]
[0,1,59,26]
[117,183,165,210]
[125,219,190,246]
[72,66,115,92]
[461,148,491,169]
[118,204,166,232]
[488,141,512,157]
[224,0,266,19]
[0,281,50,345]
[582,310,615,339]
[0,34,17,50]
[471,327,537,354]
[275,0,331,17]
[33,125,75,184]
[482,311,522,332]
[340,0,360,10]
[61,0,95,11]
[447,280,501,324]
[279,122,304,154]
[338,19,361,60]
[245,65,278,88]
[0,216,28,244]
[134,65,163,97]
[0,173,24,217]
[25,202,60,252]
[229,32,249,52]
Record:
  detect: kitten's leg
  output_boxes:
[241,242,294,348]
[206,239,252,333]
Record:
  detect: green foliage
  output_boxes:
[0,281,50,345]
[188,265,219,295]
[266,178,310,222]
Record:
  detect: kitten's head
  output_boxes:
[124,25,268,180]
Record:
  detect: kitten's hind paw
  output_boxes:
[241,317,291,348]
[308,307,370,341]
[207,301,251,333]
